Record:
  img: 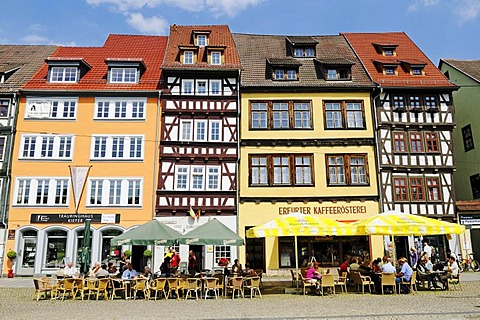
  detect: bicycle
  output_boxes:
[458,253,480,272]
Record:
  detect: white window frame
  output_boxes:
[206,166,220,191]
[24,98,78,120]
[179,120,193,141]
[183,51,194,64]
[174,166,190,191]
[182,80,194,95]
[196,80,207,95]
[209,120,222,142]
[94,98,146,120]
[19,134,74,160]
[0,99,10,118]
[194,120,207,142]
[0,136,6,161]
[190,166,205,191]
[87,178,143,207]
[210,80,221,95]
[90,135,144,160]
[174,165,221,191]
[197,35,207,47]
[109,67,138,83]
[14,177,70,206]
[211,51,221,65]
[49,67,78,83]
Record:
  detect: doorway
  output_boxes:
[17,230,37,276]
[245,227,265,271]
[131,245,146,272]
[189,245,203,273]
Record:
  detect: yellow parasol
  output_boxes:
[246,213,357,292]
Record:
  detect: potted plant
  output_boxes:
[143,249,152,258]
[6,250,17,260]
[123,250,132,259]
[6,250,16,278]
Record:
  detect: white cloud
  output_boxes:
[84,0,262,17]
[28,23,47,33]
[126,13,170,34]
[455,0,480,21]
[408,0,439,12]
[20,34,76,46]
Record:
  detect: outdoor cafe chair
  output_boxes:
[185,278,202,300]
[290,269,300,288]
[213,274,224,296]
[226,276,244,299]
[111,279,127,300]
[243,276,262,299]
[299,272,316,295]
[56,278,76,300]
[167,278,181,299]
[148,278,167,300]
[131,278,148,300]
[90,278,110,300]
[254,269,264,287]
[32,278,52,301]
[351,271,374,294]
[335,272,348,293]
[203,277,218,299]
[399,271,417,294]
[320,274,335,295]
[381,273,396,295]
[81,278,98,300]
[448,273,462,291]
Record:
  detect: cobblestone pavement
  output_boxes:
[1,280,480,320]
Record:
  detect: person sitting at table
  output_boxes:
[241,262,256,276]
[143,266,152,279]
[440,256,459,290]
[95,263,110,278]
[372,258,382,273]
[396,257,413,293]
[64,262,80,277]
[89,262,101,277]
[349,258,360,271]
[339,259,349,273]
[381,258,396,273]
[107,262,117,274]
[232,259,243,275]
[313,261,324,275]
[122,263,138,280]
[359,259,373,276]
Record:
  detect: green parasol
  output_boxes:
[79,219,91,275]
[178,219,244,246]
[110,220,181,246]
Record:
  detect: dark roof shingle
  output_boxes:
[441,59,480,84]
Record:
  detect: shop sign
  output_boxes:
[278,205,367,215]
[8,229,15,240]
[30,213,120,224]
[459,215,480,226]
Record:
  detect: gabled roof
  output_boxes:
[286,36,318,45]
[23,34,168,92]
[232,33,373,88]
[342,32,455,88]
[162,25,241,71]
[0,45,57,93]
[440,59,480,84]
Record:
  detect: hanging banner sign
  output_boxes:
[25,100,52,118]
[30,213,120,224]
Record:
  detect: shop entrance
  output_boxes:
[189,245,202,273]
[17,230,37,276]
[245,227,265,271]
[131,245,146,272]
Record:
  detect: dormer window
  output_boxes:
[0,64,22,84]
[110,67,137,83]
[286,36,318,58]
[197,35,207,47]
[273,69,297,80]
[267,58,301,81]
[211,51,221,65]
[184,51,194,64]
[373,43,399,56]
[412,67,422,75]
[315,58,354,81]
[326,67,351,80]
[385,66,397,75]
[293,47,315,57]
[50,67,78,83]
[384,49,394,56]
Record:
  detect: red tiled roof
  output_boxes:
[162,25,241,70]
[22,34,168,92]
[342,32,455,88]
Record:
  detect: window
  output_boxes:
[425,132,440,153]
[197,35,207,47]
[385,67,396,75]
[424,96,438,111]
[95,99,145,120]
[90,135,144,160]
[19,135,74,160]
[210,80,221,95]
[210,121,221,141]
[183,51,194,64]
[412,67,423,75]
[49,67,78,82]
[408,95,421,111]
[273,69,297,80]
[326,68,350,80]
[326,154,369,186]
[250,100,312,130]
[88,178,142,207]
[393,132,407,153]
[393,178,408,201]
[25,98,77,120]
[470,173,480,199]
[215,246,231,266]
[109,68,137,83]
[294,48,303,57]
[384,49,394,56]
[197,81,207,95]
[0,99,9,117]
[410,132,424,153]
[182,80,194,94]
[462,124,475,152]
[194,120,207,141]
[293,47,315,57]
[249,154,314,187]
[15,178,69,206]
[211,51,221,65]
[324,101,365,129]
[174,165,221,191]
[0,136,5,160]
[426,177,441,201]
[392,95,405,111]
[45,230,67,268]
[410,177,425,201]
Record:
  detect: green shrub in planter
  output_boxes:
[123,250,132,258]
[143,249,152,258]
[7,250,17,259]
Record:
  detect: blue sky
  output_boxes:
[1,0,479,64]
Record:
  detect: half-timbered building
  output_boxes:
[157,25,241,269]
[233,33,382,273]
[344,32,458,258]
